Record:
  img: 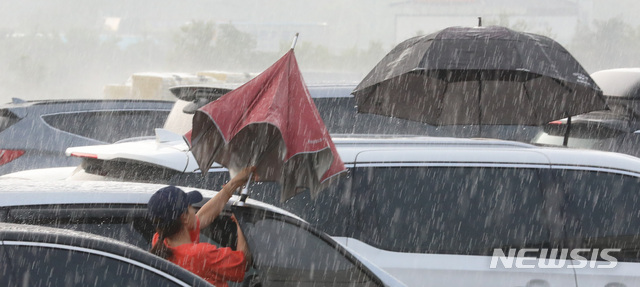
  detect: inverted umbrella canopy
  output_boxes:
[352,25,607,126]
[190,49,346,202]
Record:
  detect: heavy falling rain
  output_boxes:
[1,1,640,287]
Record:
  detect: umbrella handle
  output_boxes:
[236,172,253,206]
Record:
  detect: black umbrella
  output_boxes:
[352,25,607,132]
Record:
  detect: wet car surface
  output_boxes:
[0,222,214,287]
[0,179,404,287]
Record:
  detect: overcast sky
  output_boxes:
[1,0,639,102]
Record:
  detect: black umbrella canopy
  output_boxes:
[353,25,607,126]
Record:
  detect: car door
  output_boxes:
[553,168,640,287]
[231,205,386,287]
[339,149,578,287]
[0,241,200,287]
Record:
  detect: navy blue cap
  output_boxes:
[148,186,203,227]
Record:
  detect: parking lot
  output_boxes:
[3,2,640,287]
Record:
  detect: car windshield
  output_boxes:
[232,206,381,287]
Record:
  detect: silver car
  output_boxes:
[0,98,173,175]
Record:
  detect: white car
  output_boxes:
[11,135,640,287]
[0,179,405,287]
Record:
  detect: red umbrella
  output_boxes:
[190,48,346,202]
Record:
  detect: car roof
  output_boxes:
[591,68,640,117]
[2,98,173,109]
[1,98,174,119]
[306,84,356,98]
[169,83,355,100]
[331,135,640,175]
[64,134,640,176]
[0,179,303,220]
[591,68,640,100]
[0,222,212,287]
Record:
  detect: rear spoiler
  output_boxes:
[169,85,237,114]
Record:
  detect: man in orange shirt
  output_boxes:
[148,167,255,287]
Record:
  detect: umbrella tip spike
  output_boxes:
[291,33,300,50]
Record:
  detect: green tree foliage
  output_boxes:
[0,28,125,100]
[214,24,258,68]
[283,39,387,74]
[484,14,557,39]
[568,18,640,72]
[484,14,640,73]
[171,20,260,70]
[171,20,386,81]
[171,20,217,68]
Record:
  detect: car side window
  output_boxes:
[3,205,154,249]
[556,169,640,262]
[352,166,550,255]
[1,245,181,287]
[0,245,9,282]
[234,207,380,287]
[248,174,353,236]
[41,110,168,143]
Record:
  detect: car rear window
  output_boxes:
[42,110,169,143]
[0,110,21,133]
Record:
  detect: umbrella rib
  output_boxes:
[521,82,541,125]
[478,72,482,131]
[550,77,574,94]
[550,77,576,119]
[434,75,449,123]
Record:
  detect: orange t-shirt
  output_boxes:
[153,218,246,287]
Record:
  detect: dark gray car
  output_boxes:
[0,98,173,175]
